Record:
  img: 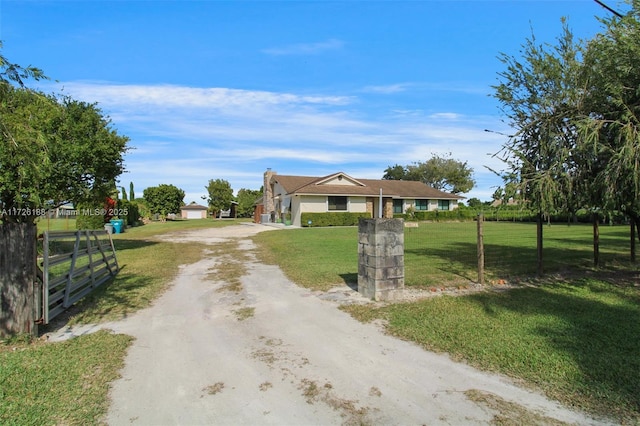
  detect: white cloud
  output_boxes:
[54,81,506,202]
[362,84,410,94]
[262,38,344,55]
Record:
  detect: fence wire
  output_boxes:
[404,220,635,287]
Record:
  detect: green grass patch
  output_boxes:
[343,278,640,422]
[0,330,133,425]
[254,222,633,290]
[253,227,358,291]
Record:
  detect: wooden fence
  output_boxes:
[38,230,119,324]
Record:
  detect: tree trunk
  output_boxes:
[0,223,38,337]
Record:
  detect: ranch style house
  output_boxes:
[261,169,463,227]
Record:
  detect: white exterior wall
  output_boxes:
[292,195,368,226]
[300,196,327,213]
[349,197,367,213]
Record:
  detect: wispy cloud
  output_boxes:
[262,38,344,56]
[362,84,410,94]
[52,81,505,201]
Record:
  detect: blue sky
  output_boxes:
[1,0,612,204]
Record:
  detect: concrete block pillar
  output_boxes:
[357,218,404,301]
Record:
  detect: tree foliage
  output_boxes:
[493,2,640,264]
[205,179,234,217]
[382,154,475,194]
[143,184,185,216]
[493,20,584,216]
[0,86,129,223]
[236,188,262,218]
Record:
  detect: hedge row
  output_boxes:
[301,212,371,227]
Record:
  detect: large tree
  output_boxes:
[579,3,640,228]
[143,184,185,216]
[382,154,474,194]
[492,20,588,270]
[493,20,585,218]
[0,87,129,223]
[205,179,234,218]
[236,188,262,218]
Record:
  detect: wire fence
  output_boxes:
[403,219,635,287]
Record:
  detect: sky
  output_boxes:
[0,0,615,204]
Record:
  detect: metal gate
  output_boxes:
[37,230,119,324]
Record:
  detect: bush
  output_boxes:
[301,212,371,227]
[117,199,140,226]
[76,203,106,230]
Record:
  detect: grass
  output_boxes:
[254,222,633,290]
[0,330,133,425]
[254,221,640,422]
[253,227,358,291]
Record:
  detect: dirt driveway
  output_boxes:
[50,223,604,425]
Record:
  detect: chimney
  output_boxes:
[264,169,276,214]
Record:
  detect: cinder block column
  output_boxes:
[358,218,404,301]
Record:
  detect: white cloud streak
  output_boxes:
[53,81,507,201]
[262,38,344,55]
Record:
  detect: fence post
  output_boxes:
[477,214,485,285]
[537,213,544,276]
[631,220,636,263]
[0,223,38,337]
[358,218,404,301]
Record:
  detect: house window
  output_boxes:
[438,200,450,211]
[328,196,347,211]
[415,199,428,211]
[393,199,403,214]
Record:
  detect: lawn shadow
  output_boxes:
[465,282,640,421]
[405,239,634,285]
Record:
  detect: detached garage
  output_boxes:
[180,202,209,219]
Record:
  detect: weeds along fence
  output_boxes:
[403,218,634,287]
[37,230,119,324]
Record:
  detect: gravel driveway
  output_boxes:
[49,223,605,425]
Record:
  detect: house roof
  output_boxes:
[272,172,464,200]
[180,203,208,210]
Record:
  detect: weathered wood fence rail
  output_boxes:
[38,230,119,324]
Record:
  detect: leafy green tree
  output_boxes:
[382,164,408,180]
[466,198,483,209]
[143,184,185,216]
[236,188,262,218]
[579,3,640,233]
[383,154,474,194]
[129,181,135,201]
[205,179,234,218]
[493,20,584,218]
[0,87,129,223]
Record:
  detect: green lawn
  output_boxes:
[254,222,640,422]
[253,222,633,290]
[0,331,133,425]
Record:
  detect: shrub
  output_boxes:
[301,212,371,227]
[76,203,106,230]
[117,199,140,226]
